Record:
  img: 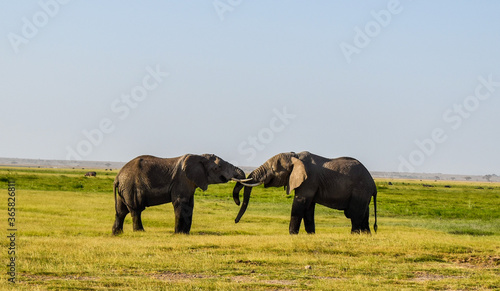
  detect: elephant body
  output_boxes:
[233,151,377,234]
[113,154,245,235]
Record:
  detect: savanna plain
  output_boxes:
[0,167,499,290]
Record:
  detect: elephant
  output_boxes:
[112,154,246,235]
[232,151,377,234]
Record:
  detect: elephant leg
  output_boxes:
[112,198,129,235]
[131,209,145,232]
[304,202,316,234]
[361,206,370,233]
[173,195,194,234]
[349,213,363,234]
[183,195,194,233]
[347,190,371,234]
[289,195,309,234]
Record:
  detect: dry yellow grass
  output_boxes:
[0,168,498,290]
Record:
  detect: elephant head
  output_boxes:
[183,154,246,191]
[232,152,307,223]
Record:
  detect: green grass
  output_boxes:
[1,168,499,290]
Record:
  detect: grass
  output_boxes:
[1,168,499,290]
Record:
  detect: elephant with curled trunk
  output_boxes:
[112,154,246,235]
[232,151,377,234]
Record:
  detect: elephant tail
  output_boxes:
[114,181,119,214]
[373,190,378,233]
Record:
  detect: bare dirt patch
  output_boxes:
[452,255,500,269]
[411,272,465,282]
[231,275,297,287]
[152,271,297,288]
[151,271,212,282]
[22,273,99,282]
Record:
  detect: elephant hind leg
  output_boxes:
[350,206,370,234]
[347,190,371,234]
[350,218,368,234]
[361,206,370,232]
[131,209,145,232]
[344,208,352,219]
[113,198,129,235]
[129,188,146,232]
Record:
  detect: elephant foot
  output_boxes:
[112,228,123,236]
[351,229,371,235]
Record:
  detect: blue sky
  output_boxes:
[1,1,499,175]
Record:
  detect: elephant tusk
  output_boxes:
[240,181,263,187]
[231,178,253,183]
[231,178,263,187]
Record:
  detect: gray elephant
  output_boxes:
[232,151,377,234]
[113,154,246,235]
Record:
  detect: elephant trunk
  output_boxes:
[232,167,247,206]
[235,185,252,223]
[233,165,267,223]
[233,182,244,206]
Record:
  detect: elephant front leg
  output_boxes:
[289,196,309,234]
[173,196,194,234]
[303,203,316,234]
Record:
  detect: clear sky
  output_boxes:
[1,1,499,175]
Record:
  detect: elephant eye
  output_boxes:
[272,163,281,173]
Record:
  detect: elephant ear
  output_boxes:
[287,157,307,194]
[182,155,209,191]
